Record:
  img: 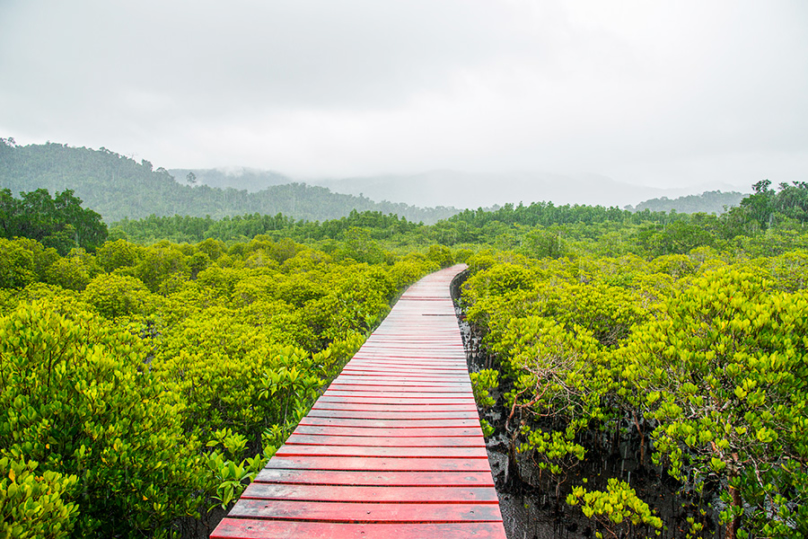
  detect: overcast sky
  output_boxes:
[1,0,806,189]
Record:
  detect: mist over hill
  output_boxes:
[307,170,748,210]
[167,166,749,211]
[1,140,753,226]
[628,190,747,214]
[169,167,292,192]
[0,141,458,224]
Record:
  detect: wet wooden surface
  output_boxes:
[211,265,506,539]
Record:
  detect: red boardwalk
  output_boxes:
[212,265,506,539]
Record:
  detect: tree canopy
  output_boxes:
[0,188,107,254]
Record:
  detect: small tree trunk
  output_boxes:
[632,411,645,467]
[726,470,742,539]
[506,426,523,488]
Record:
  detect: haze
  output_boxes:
[1,0,806,202]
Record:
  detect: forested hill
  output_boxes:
[169,167,292,192]
[627,190,745,214]
[0,140,459,224]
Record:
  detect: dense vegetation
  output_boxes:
[464,181,808,539]
[110,209,424,247]
[465,248,807,539]
[0,188,107,255]
[0,139,458,223]
[0,227,450,538]
[628,190,745,214]
[1,158,807,538]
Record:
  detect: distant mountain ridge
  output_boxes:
[628,190,746,214]
[163,167,748,211]
[0,141,459,224]
[0,139,751,224]
[308,170,748,209]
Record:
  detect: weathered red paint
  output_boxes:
[210,265,506,539]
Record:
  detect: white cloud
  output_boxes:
[1,0,806,189]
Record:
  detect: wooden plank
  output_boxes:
[350,351,465,356]
[227,499,502,522]
[336,373,470,380]
[240,484,499,504]
[323,391,474,399]
[366,334,462,338]
[306,410,479,420]
[348,360,467,364]
[343,368,468,376]
[310,408,477,419]
[317,393,474,399]
[343,364,468,370]
[328,379,470,385]
[361,342,464,347]
[344,362,467,368]
[367,333,462,336]
[362,341,462,344]
[292,425,483,438]
[316,396,475,405]
[356,349,465,354]
[331,379,472,386]
[330,381,470,386]
[341,368,469,375]
[324,387,471,394]
[285,435,484,447]
[254,468,495,487]
[298,417,481,428]
[265,456,493,472]
[341,365,467,370]
[212,520,508,539]
[364,339,462,342]
[360,339,464,343]
[349,354,465,358]
[345,358,465,362]
[274,444,488,459]
[348,358,467,363]
[312,403,478,412]
[359,343,462,346]
[335,374,469,380]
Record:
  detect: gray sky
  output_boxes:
[1,0,806,190]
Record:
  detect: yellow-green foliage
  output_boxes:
[567,478,663,538]
[84,273,155,319]
[0,457,78,539]
[0,238,37,288]
[469,369,498,439]
[426,244,454,268]
[463,249,808,538]
[470,369,498,409]
[0,235,439,538]
[43,249,97,291]
[389,255,440,289]
[95,238,142,273]
[618,268,808,538]
[0,304,215,537]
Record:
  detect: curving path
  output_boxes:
[212,264,506,539]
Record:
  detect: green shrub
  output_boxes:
[0,456,79,539]
[0,238,36,289]
[0,303,209,537]
[83,273,154,319]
